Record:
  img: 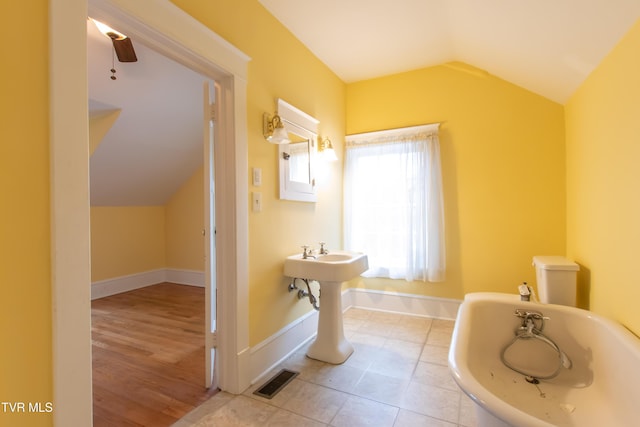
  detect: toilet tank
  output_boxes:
[532,256,579,306]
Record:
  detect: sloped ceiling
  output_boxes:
[88,20,207,206]
[89,2,640,206]
[259,0,640,103]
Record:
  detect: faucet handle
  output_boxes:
[302,245,316,258]
[319,242,328,255]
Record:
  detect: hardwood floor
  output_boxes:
[92,283,217,426]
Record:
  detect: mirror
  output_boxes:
[287,140,311,184]
[277,99,318,202]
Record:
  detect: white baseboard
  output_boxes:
[248,287,461,386]
[343,288,461,321]
[91,268,205,300]
[249,309,319,385]
[91,269,166,300]
[166,269,205,287]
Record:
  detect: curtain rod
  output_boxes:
[346,122,442,140]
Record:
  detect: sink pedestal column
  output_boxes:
[306,280,354,364]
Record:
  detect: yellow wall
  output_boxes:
[171,0,346,346]
[90,206,166,281]
[0,1,53,425]
[5,0,637,421]
[90,166,204,280]
[346,63,566,300]
[166,166,204,271]
[566,19,640,334]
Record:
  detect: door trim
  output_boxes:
[50,1,251,424]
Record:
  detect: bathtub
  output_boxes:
[448,292,640,427]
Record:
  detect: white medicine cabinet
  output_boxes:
[277,99,318,202]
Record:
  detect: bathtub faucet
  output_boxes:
[514,309,548,322]
[513,309,549,334]
[503,308,572,379]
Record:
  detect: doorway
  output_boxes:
[87,16,219,423]
[50,1,251,425]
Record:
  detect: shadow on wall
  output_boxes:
[439,127,464,297]
[576,264,591,310]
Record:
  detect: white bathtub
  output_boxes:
[449,292,640,427]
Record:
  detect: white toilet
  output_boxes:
[532,256,580,306]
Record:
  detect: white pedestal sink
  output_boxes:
[284,251,368,364]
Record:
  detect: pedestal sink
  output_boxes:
[284,251,368,364]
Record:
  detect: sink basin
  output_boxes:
[284,250,369,364]
[314,253,352,262]
[284,250,368,282]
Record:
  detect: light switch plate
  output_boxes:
[252,192,262,212]
[252,167,262,186]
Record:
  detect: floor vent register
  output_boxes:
[253,369,299,399]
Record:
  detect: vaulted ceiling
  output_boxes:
[88,1,640,206]
[88,20,207,206]
[259,0,640,103]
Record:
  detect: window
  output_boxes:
[344,124,445,282]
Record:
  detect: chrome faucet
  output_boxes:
[319,242,328,255]
[302,246,316,259]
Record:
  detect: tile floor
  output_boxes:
[173,308,477,427]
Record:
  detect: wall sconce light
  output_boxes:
[263,113,290,144]
[318,137,338,161]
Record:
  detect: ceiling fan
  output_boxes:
[91,18,138,63]
[107,33,137,63]
[91,18,137,80]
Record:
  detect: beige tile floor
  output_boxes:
[173,308,477,427]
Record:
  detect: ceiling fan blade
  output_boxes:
[112,38,138,63]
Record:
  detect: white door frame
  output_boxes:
[50,1,251,425]
[204,80,218,389]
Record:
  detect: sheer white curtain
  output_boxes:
[344,124,445,282]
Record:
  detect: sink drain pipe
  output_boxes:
[288,278,320,310]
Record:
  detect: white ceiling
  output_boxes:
[88,20,207,206]
[89,2,640,206]
[259,0,640,103]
